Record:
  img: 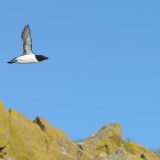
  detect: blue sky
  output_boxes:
[0,0,160,149]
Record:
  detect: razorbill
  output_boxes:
[8,24,48,64]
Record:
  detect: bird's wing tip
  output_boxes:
[24,24,30,29]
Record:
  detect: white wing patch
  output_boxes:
[21,24,33,55]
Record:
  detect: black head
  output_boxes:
[35,55,48,62]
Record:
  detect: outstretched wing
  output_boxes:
[21,24,33,55]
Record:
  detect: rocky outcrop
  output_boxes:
[0,101,159,160]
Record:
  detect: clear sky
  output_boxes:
[0,0,160,149]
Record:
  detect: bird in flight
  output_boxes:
[8,24,48,64]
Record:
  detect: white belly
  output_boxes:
[16,55,38,64]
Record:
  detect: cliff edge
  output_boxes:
[0,101,159,160]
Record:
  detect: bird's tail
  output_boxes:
[7,58,17,64]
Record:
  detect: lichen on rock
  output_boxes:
[0,101,159,160]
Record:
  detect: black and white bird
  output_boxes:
[8,24,48,64]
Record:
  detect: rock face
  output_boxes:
[0,101,159,160]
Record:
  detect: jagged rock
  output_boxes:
[0,102,89,160]
[124,142,160,160]
[85,123,122,143]
[0,101,159,160]
[0,102,10,148]
[80,123,123,158]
